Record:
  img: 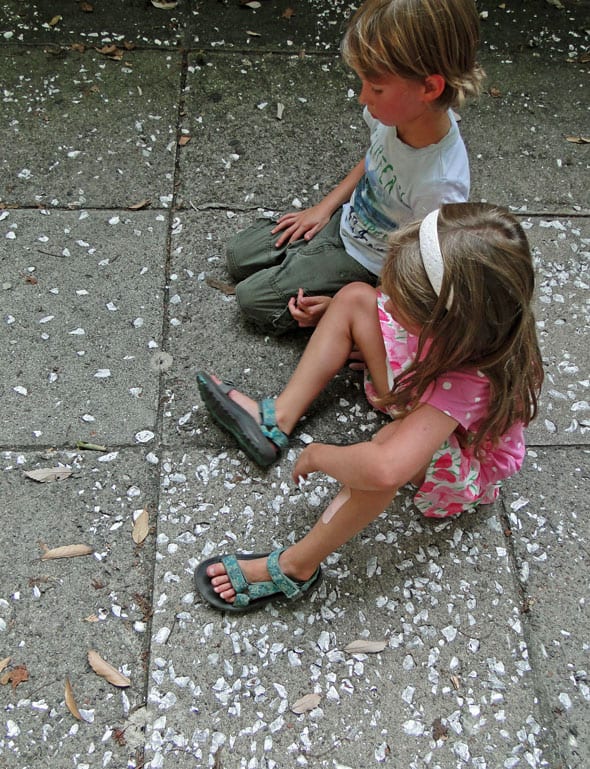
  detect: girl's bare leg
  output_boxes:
[207,421,432,602]
[216,282,390,435]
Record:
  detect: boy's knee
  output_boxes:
[235,280,297,336]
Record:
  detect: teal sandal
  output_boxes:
[194,548,322,613]
[196,371,289,466]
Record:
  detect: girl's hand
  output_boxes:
[271,205,332,248]
[292,444,319,485]
[288,290,332,328]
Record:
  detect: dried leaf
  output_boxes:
[80,2,94,11]
[128,198,151,210]
[291,692,321,714]
[24,467,73,483]
[76,440,107,451]
[151,0,178,8]
[48,15,62,26]
[87,650,130,687]
[205,276,236,295]
[344,639,388,654]
[450,674,461,690]
[489,86,502,98]
[96,44,123,60]
[282,7,295,19]
[565,135,590,144]
[132,508,149,544]
[1,664,29,690]
[178,135,191,147]
[0,657,11,674]
[71,43,86,53]
[65,677,82,720]
[40,544,93,560]
[84,614,100,623]
[432,717,449,741]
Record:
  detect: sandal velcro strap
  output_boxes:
[259,398,289,449]
[210,549,321,609]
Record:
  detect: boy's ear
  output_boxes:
[423,74,446,103]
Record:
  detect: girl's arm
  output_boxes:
[272,158,366,248]
[293,404,458,491]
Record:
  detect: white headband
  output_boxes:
[419,209,453,311]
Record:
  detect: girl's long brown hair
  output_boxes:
[380,203,544,454]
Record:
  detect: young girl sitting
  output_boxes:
[195,203,544,613]
[227,0,485,335]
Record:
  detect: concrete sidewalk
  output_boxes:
[0,1,588,768]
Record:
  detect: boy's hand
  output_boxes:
[271,204,332,248]
[288,290,332,328]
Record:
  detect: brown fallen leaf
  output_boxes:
[87,650,130,687]
[71,43,86,53]
[48,14,62,26]
[132,508,149,545]
[24,467,73,483]
[344,639,388,654]
[40,543,94,560]
[205,276,236,295]
[84,614,100,623]
[489,86,502,98]
[80,1,94,11]
[565,135,590,144]
[450,674,461,690]
[178,135,191,147]
[0,657,11,674]
[291,692,321,714]
[65,677,82,720]
[282,7,295,19]
[95,45,123,60]
[128,198,151,210]
[1,664,29,690]
[432,717,448,741]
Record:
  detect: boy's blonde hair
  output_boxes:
[342,0,485,109]
[380,203,544,453]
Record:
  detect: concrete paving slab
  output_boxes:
[0,47,180,209]
[146,448,550,769]
[0,209,167,447]
[463,55,589,213]
[503,447,590,769]
[0,447,158,769]
[0,0,357,53]
[0,0,187,48]
[525,216,590,446]
[178,53,361,210]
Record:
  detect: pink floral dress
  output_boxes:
[364,292,526,518]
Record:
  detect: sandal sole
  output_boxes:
[197,372,278,466]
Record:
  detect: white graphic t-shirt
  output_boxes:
[340,107,470,275]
